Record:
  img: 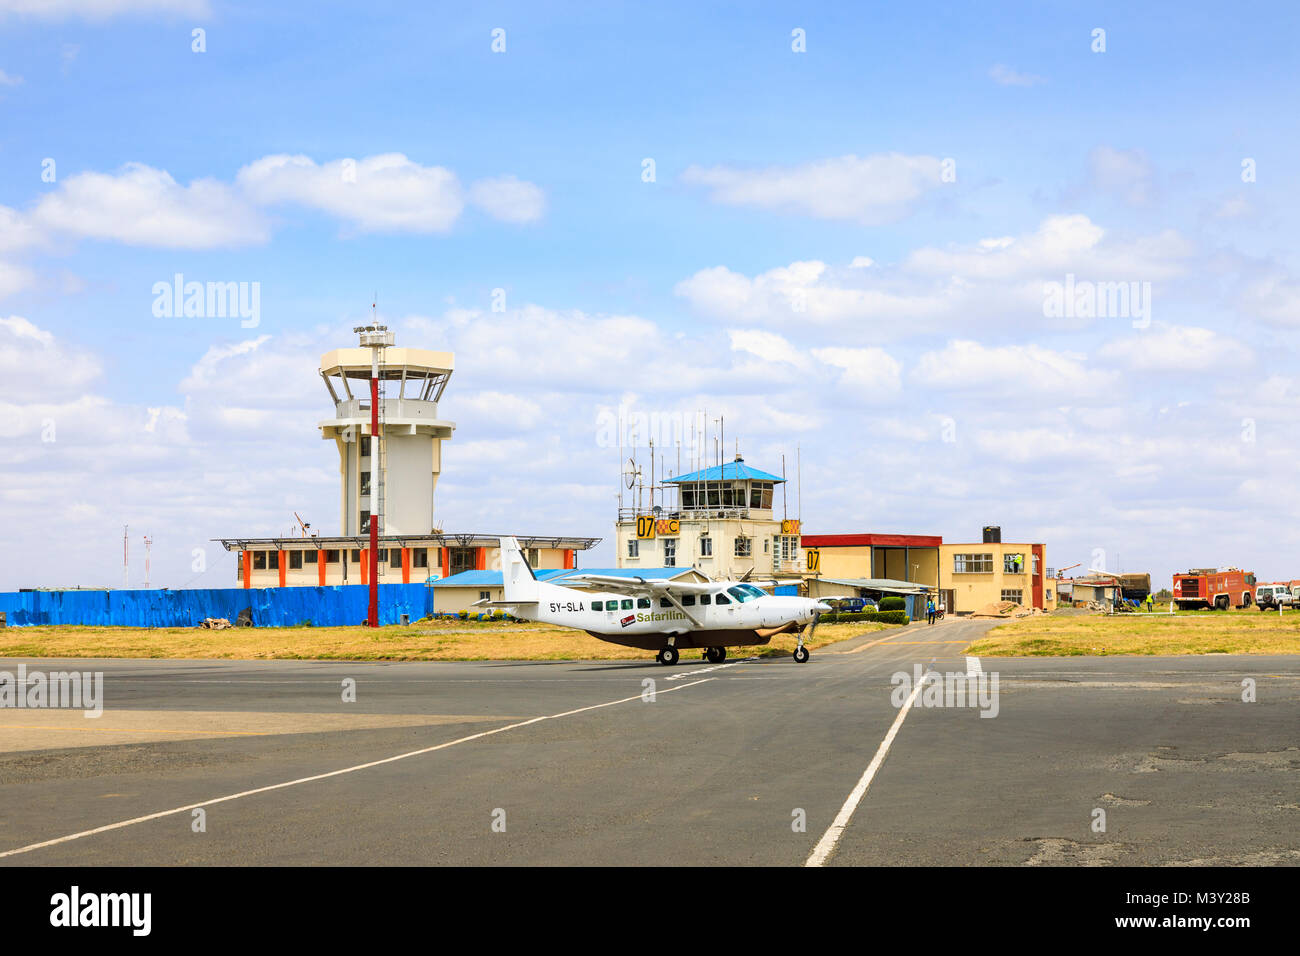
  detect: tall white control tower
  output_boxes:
[318,327,456,537]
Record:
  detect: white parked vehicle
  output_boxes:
[1255,583,1295,610]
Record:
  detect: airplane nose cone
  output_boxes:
[813,602,832,613]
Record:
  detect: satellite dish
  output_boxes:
[623,458,640,489]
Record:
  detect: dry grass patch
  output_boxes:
[966,612,1300,657]
[0,618,893,662]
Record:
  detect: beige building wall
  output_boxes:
[938,542,1047,613]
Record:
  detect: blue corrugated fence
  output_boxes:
[0,584,433,628]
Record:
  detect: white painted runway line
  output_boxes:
[805,668,930,867]
[665,656,758,681]
[0,678,716,860]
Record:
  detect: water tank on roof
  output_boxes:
[982,526,1002,543]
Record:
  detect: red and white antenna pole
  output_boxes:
[368,343,380,627]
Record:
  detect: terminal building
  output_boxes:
[801,526,1050,613]
[218,326,598,587]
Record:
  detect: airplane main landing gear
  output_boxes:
[656,646,680,666]
[704,647,727,664]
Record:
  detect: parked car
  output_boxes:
[828,597,877,614]
[1255,583,1294,611]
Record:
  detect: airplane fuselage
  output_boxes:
[519,581,820,650]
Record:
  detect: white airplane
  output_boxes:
[477,536,832,664]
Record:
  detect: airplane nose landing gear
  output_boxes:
[793,612,818,663]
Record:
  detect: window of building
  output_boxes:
[289,551,303,570]
[716,593,731,605]
[236,552,243,579]
[360,511,370,534]
[448,548,476,575]
[253,551,267,570]
[592,601,604,611]
[360,436,371,457]
[390,549,402,569]
[324,550,339,564]
[700,594,711,605]
[682,594,695,606]
[663,539,676,566]
[1001,589,1024,604]
[351,549,361,563]
[636,598,650,609]
[360,471,371,496]
[1032,553,1040,575]
[626,539,639,559]
[479,591,491,601]
[528,548,540,567]
[377,549,387,562]
[734,537,752,557]
[412,548,428,569]
[1004,553,1025,574]
[699,536,712,557]
[305,550,318,564]
[953,553,993,574]
[1045,589,1053,601]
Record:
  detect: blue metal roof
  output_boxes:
[666,459,784,484]
[429,567,693,588]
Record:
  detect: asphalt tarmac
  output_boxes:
[1,617,1296,866]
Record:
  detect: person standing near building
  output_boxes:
[926,595,936,625]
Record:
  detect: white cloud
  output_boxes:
[810,346,902,395]
[236,154,545,233]
[989,64,1044,87]
[32,163,269,248]
[912,340,1118,397]
[1098,324,1252,372]
[681,153,945,225]
[467,175,546,224]
[0,68,22,86]
[0,315,101,397]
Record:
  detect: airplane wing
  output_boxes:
[471,599,539,607]
[560,574,715,595]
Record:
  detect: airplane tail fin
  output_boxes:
[499,536,540,604]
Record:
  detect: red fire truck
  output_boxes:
[1172,568,1256,610]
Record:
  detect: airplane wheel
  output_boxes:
[793,645,810,663]
[705,647,726,664]
[657,646,679,666]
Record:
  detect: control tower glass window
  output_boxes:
[360,436,371,457]
[360,472,371,496]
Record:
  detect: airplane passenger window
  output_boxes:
[591,601,603,611]
[700,594,711,605]
[620,600,633,610]
[659,598,672,608]
[637,598,650,608]
[715,593,731,605]
[682,595,696,606]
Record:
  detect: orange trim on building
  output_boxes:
[440,547,450,578]
[563,549,575,570]
[242,550,251,590]
[475,547,487,571]
[318,551,327,586]
[401,547,411,584]
[278,550,287,587]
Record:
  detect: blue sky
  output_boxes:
[2,0,1299,590]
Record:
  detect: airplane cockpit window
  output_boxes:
[715,593,731,605]
[727,586,759,603]
[739,584,766,599]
